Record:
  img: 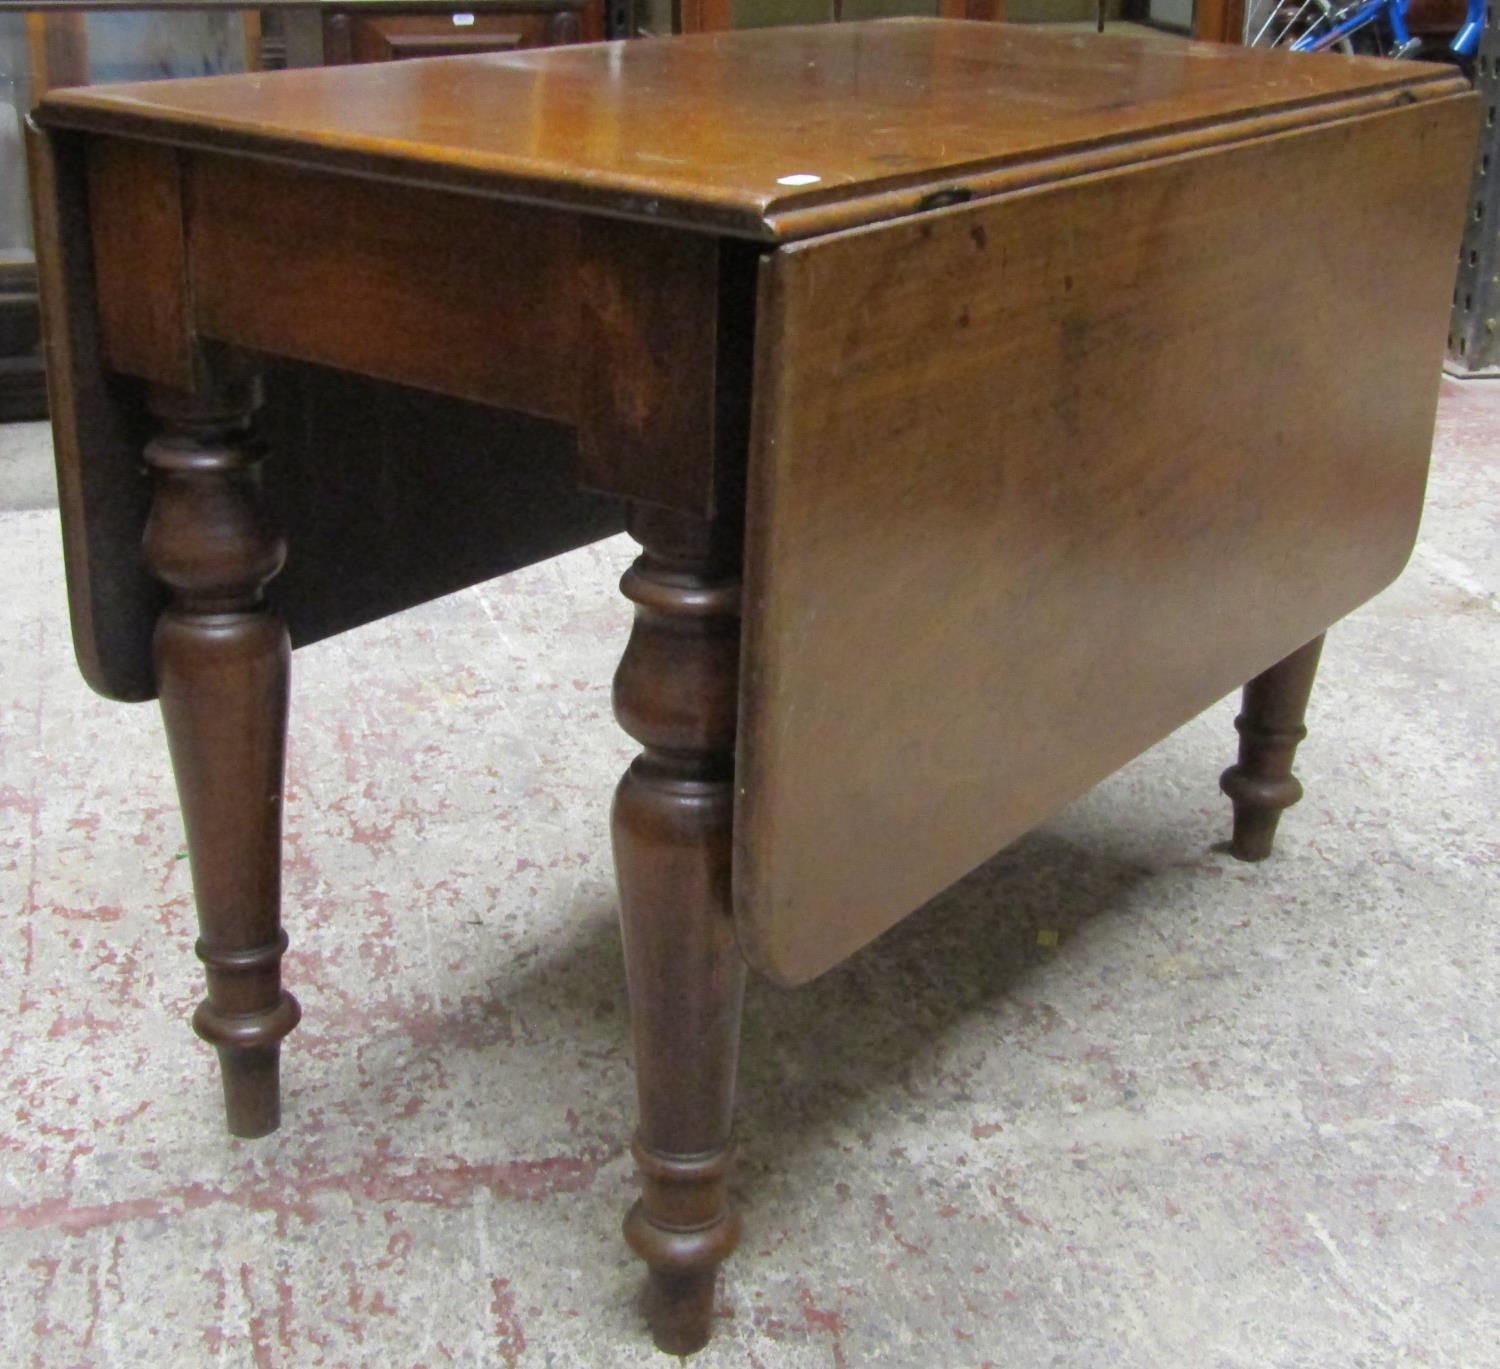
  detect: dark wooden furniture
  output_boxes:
[0,251,49,419]
[1193,0,1245,41]
[318,0,602,62]
[14,0,599,74]
[30,21,1474,1353]
[675,0,1003,32]
[0,0,599,422]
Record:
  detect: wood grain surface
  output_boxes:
[34,22,1467,239]
[88,140,194,388]
[26,124,159,701]
[185,151,583,421]
[733,95,1477,985]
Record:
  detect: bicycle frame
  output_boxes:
[1290,0,1407,51]
[1287,0,1483,57]
[1452,0,1485,55]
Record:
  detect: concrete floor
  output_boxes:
[0,375,1496,1368]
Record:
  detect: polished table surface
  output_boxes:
[31,21,1477,1353]
[34,19,1467,235]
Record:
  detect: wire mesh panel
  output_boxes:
[1448,8,1500,372]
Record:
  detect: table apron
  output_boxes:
[84,137,727,515]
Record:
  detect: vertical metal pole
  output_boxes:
[1447,15,1500,374]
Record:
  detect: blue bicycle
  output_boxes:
[1246,0,1483,68]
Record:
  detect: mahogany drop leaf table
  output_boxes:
[29,21,1475,1353]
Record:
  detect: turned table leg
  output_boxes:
[142,374,300,1138]
[611,505,745,1355]
[1219,633,1326,862]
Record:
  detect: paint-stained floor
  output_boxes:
[0,377,1496,1367]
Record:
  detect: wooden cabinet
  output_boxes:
[322,2,601,62]
[676,0,1000,31]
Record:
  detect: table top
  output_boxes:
[35,19,1462,239]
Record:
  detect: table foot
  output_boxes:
[144,371,299,1137]
[192,932,301,1138]
[1220,633,1325,862]
[633,1248,727,1357]
[611,505,745,1355]
[209,1041,287,1139]
[625,1154,741,1355]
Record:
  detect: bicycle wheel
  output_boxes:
[1243,0,1359,54]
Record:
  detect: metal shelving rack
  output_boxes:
[1448,7,1500,374]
